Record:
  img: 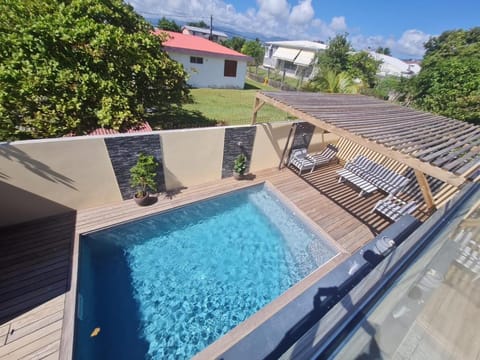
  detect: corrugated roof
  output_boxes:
[65,122,152,137]
[155,30,251,61]
[254,91,480,187]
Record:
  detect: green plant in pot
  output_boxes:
[130,153,159,206]
[233,153,247,180]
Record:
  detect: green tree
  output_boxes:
[347,51,381,88]
[157,17,181,32]
[314,34,380,90]
[0,0,190,140]
[241,40,265,72]
[413,27,480,124]
[221,37,246,52]
[376,46,391,55]
[318,33,351,73]
[187,20,209,29]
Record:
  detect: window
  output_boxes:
[224,60,237,77]
[190,56,203,64]
[283,60,297,71]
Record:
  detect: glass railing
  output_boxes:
[330,183,480,359]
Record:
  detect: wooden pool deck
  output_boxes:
[0,164,421,359]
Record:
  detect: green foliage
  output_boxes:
[130,153,159,196]
[157,17,181,32]
[0,0,190,140]
[233,153,247,174]
[372,76,402,100]
[318,33,351,74]
[241,40,265,67]
[187,20,209,29]
[306,70,360,94]
[315,34,379,91]
[347,51,381,88]
[376,47,391,55]
[221,37,246,52]
[413,27,480,124]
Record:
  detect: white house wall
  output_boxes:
[169,52,247,89]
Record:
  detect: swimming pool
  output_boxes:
[74,183,337,359]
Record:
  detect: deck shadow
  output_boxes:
[291,163,394,236]
[0,185,76,325]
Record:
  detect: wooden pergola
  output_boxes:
[252,91,480,211]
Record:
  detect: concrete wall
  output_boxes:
[168,52,248,88]
[161,127,225,189]
[250,122,291,172]
[0,121,340,227]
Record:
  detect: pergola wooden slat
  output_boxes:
[252,91,480,210]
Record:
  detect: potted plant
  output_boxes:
[233,153,247,180]
[130,153,159,206]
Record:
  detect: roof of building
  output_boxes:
[88,122,152,136]
[265,40,328,52]
[368,51,421,77]
[155,30,251,61]
[65,122,152,137]
[182,25,228,38]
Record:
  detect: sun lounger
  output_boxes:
[288,148,315,174]
[289,145,339,174]
[337,168,378,196]
[306,144,338,169]
[337,155,409,195]
[372,194,418,221]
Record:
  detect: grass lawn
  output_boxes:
[249,67,300,89]
[182,78,292,126]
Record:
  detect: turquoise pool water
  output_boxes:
[75,184,337,359]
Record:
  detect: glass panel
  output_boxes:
[334,187,480,359]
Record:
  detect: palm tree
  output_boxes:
[308,70,360,94]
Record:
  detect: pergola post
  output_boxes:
[414,169,436,213]
[251,96,265,125]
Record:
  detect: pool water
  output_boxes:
[75,184,337,359]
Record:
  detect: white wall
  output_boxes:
[168,52,247,88]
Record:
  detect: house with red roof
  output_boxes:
[154,30,252,89]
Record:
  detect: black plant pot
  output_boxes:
[134,192,150,206]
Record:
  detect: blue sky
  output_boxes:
[128,0,480,58]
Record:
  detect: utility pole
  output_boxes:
[209,15,213,40]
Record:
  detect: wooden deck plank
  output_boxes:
[0,323,62,358]
[7,311,63,345]
[35,351,59,360]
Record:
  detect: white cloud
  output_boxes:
[128,0,344,39]
[330,16,347,32]
[128,0,430,58]
[289,0,314,26]
[397,30,431,57]
[257,0,290,18]
[350,30,431,58]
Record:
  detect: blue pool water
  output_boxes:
[75,184,337,359]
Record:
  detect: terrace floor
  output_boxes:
[0,163,426,360]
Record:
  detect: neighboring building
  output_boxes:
[263,40,328,80]
[262,39,421,81]
[157,30,251,89]
[181,25,228,42]
[368,52,421,78]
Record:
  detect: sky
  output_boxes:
[127,0,480,58]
